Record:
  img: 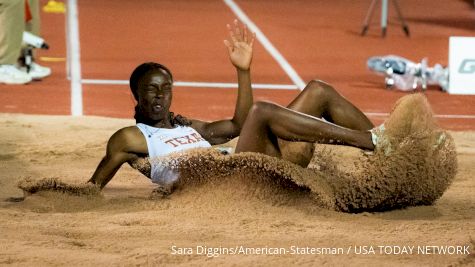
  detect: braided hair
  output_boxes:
[129,62,191,126]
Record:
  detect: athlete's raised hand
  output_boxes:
[224,19,256,71]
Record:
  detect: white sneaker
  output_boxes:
[0,64,32,84]
[433,132,447,149]
[21,62,52,80]
[370,124,392,155]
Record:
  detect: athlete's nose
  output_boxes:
[152,89,164,98]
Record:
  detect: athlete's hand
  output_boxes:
[224,19,255,71]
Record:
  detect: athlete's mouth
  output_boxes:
[152,103,163,112]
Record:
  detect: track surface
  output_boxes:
[0,0,474,130]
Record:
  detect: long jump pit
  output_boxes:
[0,94,473,266]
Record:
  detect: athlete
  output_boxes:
[88,20,376,191]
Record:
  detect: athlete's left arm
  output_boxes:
[191,20,255,145]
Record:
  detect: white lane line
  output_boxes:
[435,114,475,119]
[364,112,393,117]
[81,79,299,90]
[81,79,126,85]
[223,0,306,90]
[67,0,83,116]
[365,112,475,119]
[175,81,297,89]
[80,79,475,119]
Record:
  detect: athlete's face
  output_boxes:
[137,69,173,122]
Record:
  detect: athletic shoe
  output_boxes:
[433,132,447,149]
[368,55,449,91]
[0,64,32,84]
[428,64,449,92]
[20,62,52,80]
[370,124,392,156]
[367,55,410,75]
[367,55,419,91]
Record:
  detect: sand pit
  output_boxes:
[0,109,473,266]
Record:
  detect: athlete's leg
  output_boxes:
[235,101,374,155]
[279,80,375,166]
[287,80,374,130]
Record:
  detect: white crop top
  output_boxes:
[136,123,211,157]
[136,123,211,185]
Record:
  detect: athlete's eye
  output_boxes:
[146,85,158,91]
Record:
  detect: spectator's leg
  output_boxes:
[25,0,40,36]
[0,0,31,84]
[0,0,25,65]
[21,0,51,80]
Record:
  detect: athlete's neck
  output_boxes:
[152,119,173,128]
[138,118,173,129]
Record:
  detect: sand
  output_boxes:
[0,106,474,265]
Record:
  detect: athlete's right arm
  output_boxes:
[88,127,147,189]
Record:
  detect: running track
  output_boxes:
[1,0,475,130]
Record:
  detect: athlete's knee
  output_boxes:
[305,79,337,99]
[248,101,277,122]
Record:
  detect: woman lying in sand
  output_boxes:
[88,20,388,192]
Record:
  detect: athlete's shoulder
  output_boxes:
[107,126,147,154]
[112,125,142,140]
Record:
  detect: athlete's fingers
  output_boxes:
[243,23,248,43]
[223,39,233,54]
[234,19,242,41]
[226,24,237,45]
[249,32,256,47]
